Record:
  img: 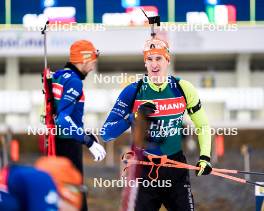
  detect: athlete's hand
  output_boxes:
[88,141,106,161]
[195,155,212,176]
[84,132,106,161]
[137,101,156,118]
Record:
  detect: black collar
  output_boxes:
[64,62,86,80]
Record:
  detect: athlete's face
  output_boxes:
[145,54,169,85]
[81,59,97,75]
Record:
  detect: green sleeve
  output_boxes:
[179,80,211,158]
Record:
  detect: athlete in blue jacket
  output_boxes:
[0,156,84,211]
[52,40,106,211]
[0,165,59,211]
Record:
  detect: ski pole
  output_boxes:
[162,162,264,188]
[212,168,264,176]
[166,159,264,188]
[41,21,49,69]
[123,154,264,187]
[211,171,264,187]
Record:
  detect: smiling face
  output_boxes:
[145,54,169,85]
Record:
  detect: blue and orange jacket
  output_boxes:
[52,62,86,143]
[0,165,59,211]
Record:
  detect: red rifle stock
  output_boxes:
[41,21,56,156]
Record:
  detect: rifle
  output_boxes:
[41,21,56,156]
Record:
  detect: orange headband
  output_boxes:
[143,38,170,61]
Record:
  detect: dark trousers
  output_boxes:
[55,137,88,211]
[135,151,194,211]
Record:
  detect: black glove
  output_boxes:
[84,132,98,147]
[137,101,156,118]
[195,155,212,176]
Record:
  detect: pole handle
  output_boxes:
[41,21,49,35]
